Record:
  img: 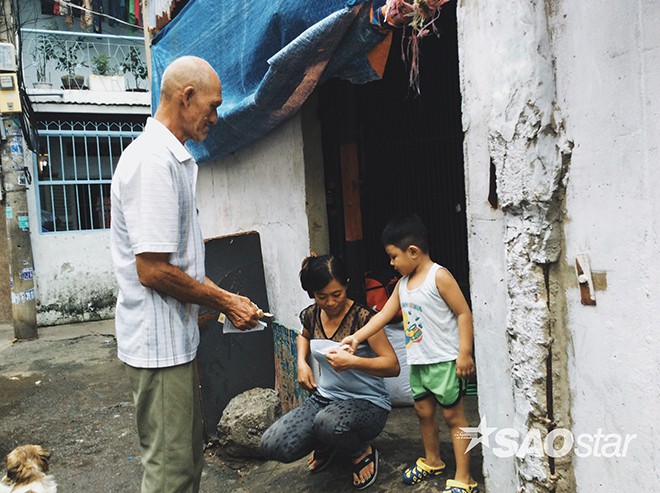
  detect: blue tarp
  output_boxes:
[151,0,389,162]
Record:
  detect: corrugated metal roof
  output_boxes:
[26,88,151,114]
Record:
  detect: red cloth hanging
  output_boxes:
[134,0,141,26]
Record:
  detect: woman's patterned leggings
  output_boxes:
[260,392,389,461]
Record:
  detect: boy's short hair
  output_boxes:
[381,213,429,253]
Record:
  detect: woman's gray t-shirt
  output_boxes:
[300,303,391,411]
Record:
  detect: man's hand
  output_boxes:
[456,352,476,379]
[297,362,317,390]
[134,256,261,331]
[224,294,261,330]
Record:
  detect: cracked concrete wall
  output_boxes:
[197,101,327,329]
[460,0,659,491]
[459,0,573,491]
[27,230,117,326]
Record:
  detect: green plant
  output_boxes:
[32,32,57,83]
[91,53,114,75]
[120,46,148,89]
[31,22,58,83]
[55,36,86,76]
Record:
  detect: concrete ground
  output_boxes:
[0,320,485,492]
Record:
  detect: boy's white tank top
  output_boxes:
[399,263,459,365]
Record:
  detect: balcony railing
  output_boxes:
[20,28,148,92]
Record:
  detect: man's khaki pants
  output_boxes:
[125,361,204,493]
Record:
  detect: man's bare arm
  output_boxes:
[135,252,260,330]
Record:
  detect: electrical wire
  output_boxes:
[0,0,14,40]
[11,0,39,152]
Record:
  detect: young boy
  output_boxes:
[342,213,478,493]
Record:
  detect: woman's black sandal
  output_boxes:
[353,447,379,490]
[307,447,337,473]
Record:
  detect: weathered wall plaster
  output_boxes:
[196,101,327,329]
[27,229,117,326]
[459,0,574,491]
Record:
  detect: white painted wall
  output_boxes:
[457,3,519,490]
[25,160,117,326]
[27,105,322,328]
[460,0,660,490]
[552,1,660,489]
[196,104,326,329]
[31,232,116,325]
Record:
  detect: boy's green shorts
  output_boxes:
[409,360,464,407]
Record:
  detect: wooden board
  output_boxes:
[197,231,274,440]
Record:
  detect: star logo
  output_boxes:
[459,416,498,453]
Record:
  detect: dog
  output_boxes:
[0,445,57,493]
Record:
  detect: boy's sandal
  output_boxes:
[307,447,337,473]
[402,457,446,485]
[443,479,479,493]
[353,447,379,490]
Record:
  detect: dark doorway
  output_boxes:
[318,1,469,301]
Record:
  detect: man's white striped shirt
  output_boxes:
[111,118,205,368]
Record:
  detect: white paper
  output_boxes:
[222,319,266,334]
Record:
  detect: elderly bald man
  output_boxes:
[110,56,260,493]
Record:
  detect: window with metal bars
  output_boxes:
[35,119,145,233]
